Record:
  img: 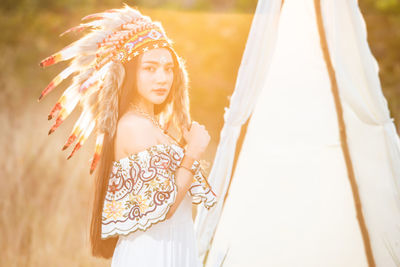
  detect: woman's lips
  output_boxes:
[153,89,167,95]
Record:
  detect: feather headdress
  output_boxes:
[38,4,189,174]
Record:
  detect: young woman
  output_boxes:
[39,5,217,266]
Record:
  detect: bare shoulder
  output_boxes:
[114,113,158,159]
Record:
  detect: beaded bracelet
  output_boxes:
[179,164,196,175]
[178,154,198,175]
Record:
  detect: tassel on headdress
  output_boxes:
[39,4,184,174]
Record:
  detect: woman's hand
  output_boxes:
[182,121,210,160]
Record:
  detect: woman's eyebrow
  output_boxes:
[142,60,174,66]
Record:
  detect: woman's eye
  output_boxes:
[165,67,173,72]
[144,66,155,72]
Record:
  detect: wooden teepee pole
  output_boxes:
[313,0,376,266]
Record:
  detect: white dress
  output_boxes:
[101,143,217,267]
[111,193,202,267]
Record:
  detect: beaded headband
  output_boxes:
[95,22,174,70]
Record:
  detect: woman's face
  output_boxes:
[136,48,174,105]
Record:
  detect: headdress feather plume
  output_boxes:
[39,4,178,174]
[38,4,177,176]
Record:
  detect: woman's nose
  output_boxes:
[155,67,168,83]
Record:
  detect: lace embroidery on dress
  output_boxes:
[101,143,217,239]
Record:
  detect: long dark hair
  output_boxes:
[90,47,191,258]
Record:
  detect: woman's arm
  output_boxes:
[166,121,210,219]
[165,164,195,219]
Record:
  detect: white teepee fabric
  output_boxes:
[194,0,400,266]
[193,0,283,258]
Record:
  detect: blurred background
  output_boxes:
[0,0,399,266]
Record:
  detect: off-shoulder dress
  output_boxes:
[100,143,217,267]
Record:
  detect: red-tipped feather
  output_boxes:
[39,53,62,67]
[89,133,104,174]
[48,102,62,120]
[48,106,73,135]
[67,142,81,159]
[62,133,77,150]
[81,13,104,21]
[38,81,55,101]
[67,120,95,159]
[40,68,75,102]
[62,111,87,150]
[39,73,66,101]
[48,82,79,119]
[90,152,101,174]
[48,115,64,135]
[59,25,86,37]
[39,56,55,67]
[82,9,123,22]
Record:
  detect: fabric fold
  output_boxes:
[188,161,217,209]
